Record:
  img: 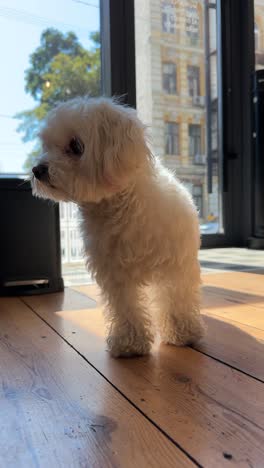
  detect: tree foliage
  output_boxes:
[17,28,100,169]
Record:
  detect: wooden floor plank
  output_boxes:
[201,285,264,334]
[75,283,264,381]
[202,272,264,297]
[203,284,264,309]
[0,297,191,468]
[196,314,264,381]
[24,287,264,468]
[75,279,264,318]
[203,284,264,312]
[204,301,264,330]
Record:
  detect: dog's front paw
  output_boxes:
[107,324,153,358]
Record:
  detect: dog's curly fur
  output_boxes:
[31,96,205,357]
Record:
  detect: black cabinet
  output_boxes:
[0,176,64,295]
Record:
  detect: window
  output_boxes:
[193,185,203,217]
[60,230,67,263]
[183,182,203,218]
[0,1,100,175]
[162,63,177,94]
[68,203,78,220]
[70,229,83,261]
[255,22,259,50]
[189,124,202,160]
[186,6,200,45]
[187,66,200,97]
[162,1,176,33]
[165,122,179,155]
[60,202,66,220]
[211,112,218,152]
[70,230,77,259]
[183,181,192,195]
[0,0,101,283]
[135,0,222,233]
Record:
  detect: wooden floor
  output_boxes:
[1,271,264,467]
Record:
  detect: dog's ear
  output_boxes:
[87,101,153,192]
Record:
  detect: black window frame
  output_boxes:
[101,0,256,249]
[203,0,255,248]
[100,0,136,107]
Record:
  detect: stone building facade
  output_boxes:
[135,0,219,222]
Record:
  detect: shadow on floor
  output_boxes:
[194,314,264,382]
[200,261,264,274]
[202,285,264,309]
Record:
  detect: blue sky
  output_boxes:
[0,0,99,173]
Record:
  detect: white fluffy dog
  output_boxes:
[31,97,205,357]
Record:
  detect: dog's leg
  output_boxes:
[157,260,205,346]
[103,283,154,358]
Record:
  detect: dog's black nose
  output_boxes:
[32,164,48,180]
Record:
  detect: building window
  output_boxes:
[162,1,176,33]
[162,63,177,94]
[60,229,67,263]
[193,185,203,217]
[189,124,201,160]
[186,6,200,45]
[212,111,218,151]
[60,202,66,220]
[68,202,78,220]
[165,122,179,155]
[70,229,83,261]
[187,65,200,97]
[255,22,259,50]
[183,181,192,196]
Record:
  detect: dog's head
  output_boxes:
[31,97,153,203]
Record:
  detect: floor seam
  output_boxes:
[20,296,202,468]
[192,345,264,385]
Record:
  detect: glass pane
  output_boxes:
[135,0,222,234]
[255,1,264,69]
[0,0,100,284]
[0,0,100,175]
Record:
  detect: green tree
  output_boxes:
[17,28,100,170]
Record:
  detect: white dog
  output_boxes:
[31,97,205,357]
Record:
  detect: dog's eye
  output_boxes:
[68,137,84,156]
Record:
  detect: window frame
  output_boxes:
[188,123,202,159]
[0,0,257,264]
[254,21,259,50]
[202,0,255,248]
[193,184,204,218]
[102,0,256,248]
[101,0,136,107]
[187,65,201,98]
[161,1,176,34]
[165,122,180,156]
[185,4,200,46]
[162,62,177,95]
